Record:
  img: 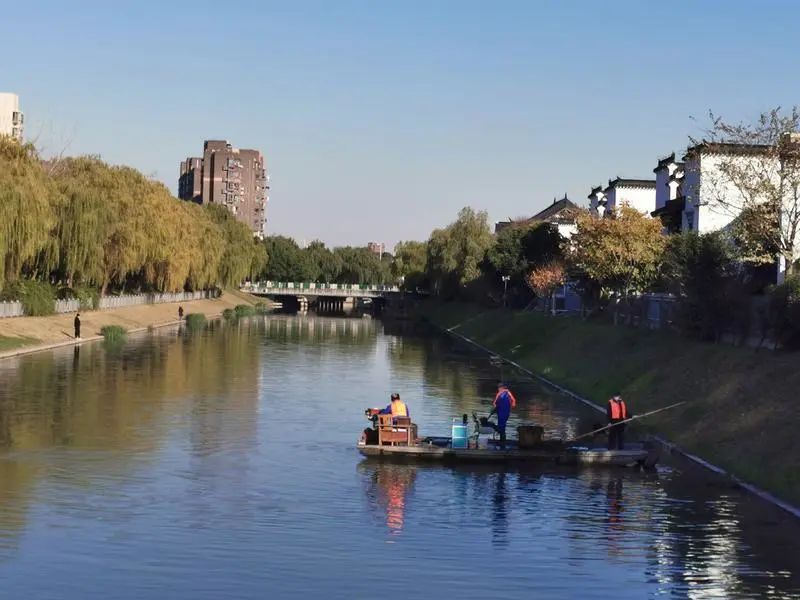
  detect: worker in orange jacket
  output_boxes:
[489,383,516,448]
[607,394,630,450]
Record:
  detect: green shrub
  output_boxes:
[234,304,256,318]
[254,301,270,315]
[75,286,100,310]
[222,308,236,321]
[100,325,127,344]
[57,286,100,310]
[0,280,56,316]
[769,276,800,349]
[184,313,207,331]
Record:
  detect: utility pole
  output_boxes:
[501,275,510,308]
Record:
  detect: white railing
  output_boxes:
[244,281,400,295]
[98,290,215,310]
[0,301,24,319]
[0,290,219,319]
[55,299,81,313]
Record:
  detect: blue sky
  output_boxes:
[3,0,800,248]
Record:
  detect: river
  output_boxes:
[0,315,798,599]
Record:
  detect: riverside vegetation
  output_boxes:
[423,303,800,506]
[0,138,265,312]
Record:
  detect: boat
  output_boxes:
[358,410,658,469]
[357,438,656,468]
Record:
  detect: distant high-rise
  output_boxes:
[0,93,23,141]
[367,242,385,258]
[179,140,269,236]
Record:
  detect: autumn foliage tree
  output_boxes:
[526,261,566,315]
[566,206,666,315]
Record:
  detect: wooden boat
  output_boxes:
[357,437,657,468]
[359,410,658,468]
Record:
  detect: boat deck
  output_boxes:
[357,440,655,467]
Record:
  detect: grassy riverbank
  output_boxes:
[423,302,800,506]
[0,290,263,358]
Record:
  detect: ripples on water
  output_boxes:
[0,315,798,599]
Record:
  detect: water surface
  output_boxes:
[0,315,798,599]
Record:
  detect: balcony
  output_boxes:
[12,112,23,125]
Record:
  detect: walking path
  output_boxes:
[0,291,257,360]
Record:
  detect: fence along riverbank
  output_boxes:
[0,290,219,319]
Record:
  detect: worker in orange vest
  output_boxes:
[490,383,517,448]
[607,394,629,450]
[379,393,409,420]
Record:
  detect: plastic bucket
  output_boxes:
[451,421,468,449]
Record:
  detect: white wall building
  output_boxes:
[0,93,23,140]
[652,143,773,235]
[588,178,657,217]
[682,143,772,234]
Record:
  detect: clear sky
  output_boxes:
[3,0,800,248]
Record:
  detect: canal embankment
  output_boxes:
[0,290,264,359]
[422,301,800,510]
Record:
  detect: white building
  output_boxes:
[0,93,23,140]
[651,143,771,235]
[588,178,657,217]
[651,153,687,232]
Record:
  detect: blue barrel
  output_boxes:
[451,420,468,449]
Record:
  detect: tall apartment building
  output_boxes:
[179,140,269,236]
[367,242,385,258]
[0,93,24,140]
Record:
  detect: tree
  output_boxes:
[526,261,566,315]
[392,240,427,290]
[521,222,564,267]
[566,206,666,314]
[333,247,389,284]
[303,240,341,283]
[425,207,493,296]
[695,107,800,280]
[663,232,746,341]
[262,236,315,281]
[0,138,55,287]
[206,204,266,288]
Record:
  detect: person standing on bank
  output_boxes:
[490,383,517,448]
[74,313,81,339]
[607,394,629,450]
[178,306,184,320]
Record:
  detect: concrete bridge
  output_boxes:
[242,281,400,298]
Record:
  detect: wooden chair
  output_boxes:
[377,415,413,446]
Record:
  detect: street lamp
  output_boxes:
[501,275,510,307]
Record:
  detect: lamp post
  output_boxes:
[501,275,510,307]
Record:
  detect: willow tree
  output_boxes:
[50,157,116,287]
[206,204,267,288]
[426,207,493,296]
[0,137,55,287]
[183,202,225,290]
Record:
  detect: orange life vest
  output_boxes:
[391,400,408,417]
[609,398,628,421]
[493,389,517,408]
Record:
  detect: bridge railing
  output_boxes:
[244,281,400,293]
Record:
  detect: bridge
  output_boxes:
[242,281,400,298]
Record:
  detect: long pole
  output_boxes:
[567,400,687,443]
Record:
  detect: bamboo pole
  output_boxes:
[568,400,687,443]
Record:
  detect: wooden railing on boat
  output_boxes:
[377,415,413,446]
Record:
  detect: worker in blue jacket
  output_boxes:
[489,383,516,448]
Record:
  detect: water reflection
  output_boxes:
[359,462,416,536]
[0,316,797,599]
